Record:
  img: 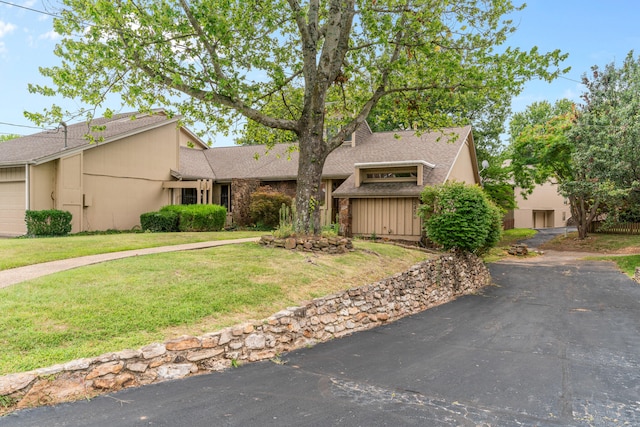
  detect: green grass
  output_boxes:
[531,232,640,278]
[0,230,264,271]
[541,231,640,253]
[0,241,428,375]
[482,228,537,263]
[500,228,538,244]
[587,254,640,277]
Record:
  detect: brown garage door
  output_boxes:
[351,198,422,241]
[0,171,26,235]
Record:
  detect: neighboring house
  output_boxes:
[0,111,481,241]
[0,110,208,236]
[504,181,571,229]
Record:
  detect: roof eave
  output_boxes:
[32,115,182,165]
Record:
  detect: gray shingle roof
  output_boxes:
[178,125,474,194]
[0,110,180,166]
[176,147,216,180]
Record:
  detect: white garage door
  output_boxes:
[0,168,27,236]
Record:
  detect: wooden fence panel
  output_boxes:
[589,222,640,234]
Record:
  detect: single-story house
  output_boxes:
[0,110,207,236]
[178,122,481,241]
[0,110,481,240]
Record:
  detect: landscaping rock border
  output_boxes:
[259,235,354,253]
[0,252,490,414]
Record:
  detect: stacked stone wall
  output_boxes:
[231,178,260,226]
[0,252,490,413]
[259,235,353,253]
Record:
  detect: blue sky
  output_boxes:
[1,1,639,146]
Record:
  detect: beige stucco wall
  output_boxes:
[178,128,205,149]
[447,139,478,184]
[30,162,56,212]
[0,167,26,235]
[513,182,570,228]
[81,125,177,231]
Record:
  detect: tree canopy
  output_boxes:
[509,51,640,238]
[29,0,567,233]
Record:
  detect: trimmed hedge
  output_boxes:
[140,211,180,232]
[159,204,227,231]
[25,209,72,236]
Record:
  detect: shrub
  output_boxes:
[160,204,227,231]
[25,209,72,236]
[140,211,180,232]
[418,182,503,254]
[249,188,293,229]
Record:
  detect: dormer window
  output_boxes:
[354,160,434,187]
[363,168,418,183]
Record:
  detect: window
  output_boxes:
[181,188,198,205]
[220,185,230,210]
[362,167,418,183]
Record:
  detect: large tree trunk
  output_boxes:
[295,129,329,235]
[568,194,600,240]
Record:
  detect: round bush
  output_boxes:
[418,182,503,253]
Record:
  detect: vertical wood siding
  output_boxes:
[351,198,421,239]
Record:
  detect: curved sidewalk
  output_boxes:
[0,237,260,289]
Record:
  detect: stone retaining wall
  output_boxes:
[0,252,490,413]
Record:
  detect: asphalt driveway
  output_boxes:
[4,243,640,425]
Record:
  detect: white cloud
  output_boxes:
[39,30,60,41]
[22,0,37,7]
[0,41,6,54]
[0,21,17,38]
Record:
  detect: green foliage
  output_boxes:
[140,210,180,232]
[418,182,502,253]
[249,188,293,229]
[160,204,227,232]
[508,99,576,193]
[482,183,516,212]
[566,51,640,236]
[32,0,568,234]
[0,134,20,142]
[273,203,295,238]
[321,220,340,237]
[25,210,72,236]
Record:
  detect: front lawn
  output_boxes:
[541,231,640,253]
[0,230,264,271]
[0,240,428,375]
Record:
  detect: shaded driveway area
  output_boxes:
[4,237,640,425]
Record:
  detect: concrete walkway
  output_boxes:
[0,237,261,289]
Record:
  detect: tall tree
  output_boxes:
[508,99,575,191]
[28,0,567,233]
[507,99,600,236]
[569,51,640,231]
